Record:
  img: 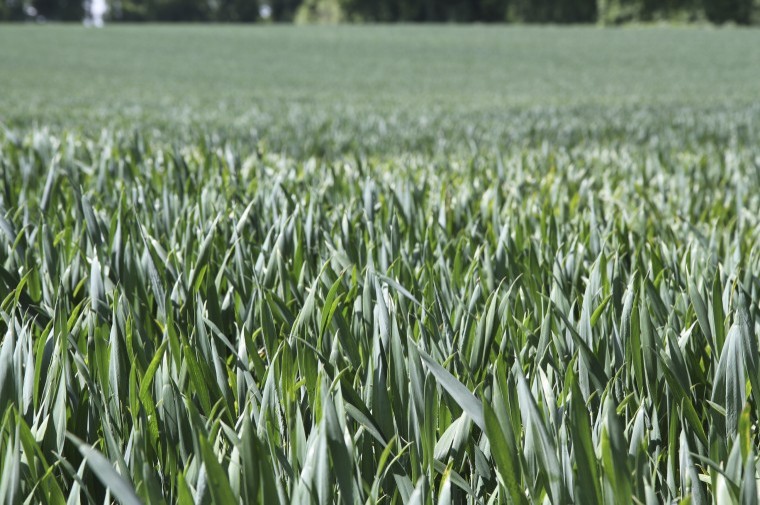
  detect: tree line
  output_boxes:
[2,0,759,24]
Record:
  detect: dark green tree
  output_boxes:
[33,0,84,19]
[151,0,210,20]
[0,0,26,20]
[704,0,752,22]
[109,0,152,20]
[215,0,259,21]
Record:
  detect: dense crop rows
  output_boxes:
[1,104,760,504]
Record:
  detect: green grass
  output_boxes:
[2,25,760,116]
[2,25,760,504]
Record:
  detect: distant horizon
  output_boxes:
[3,0,758,24]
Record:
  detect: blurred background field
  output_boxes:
[2,25,760,112]
[2,25,759,155]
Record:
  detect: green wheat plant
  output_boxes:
[2,101,760,504]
